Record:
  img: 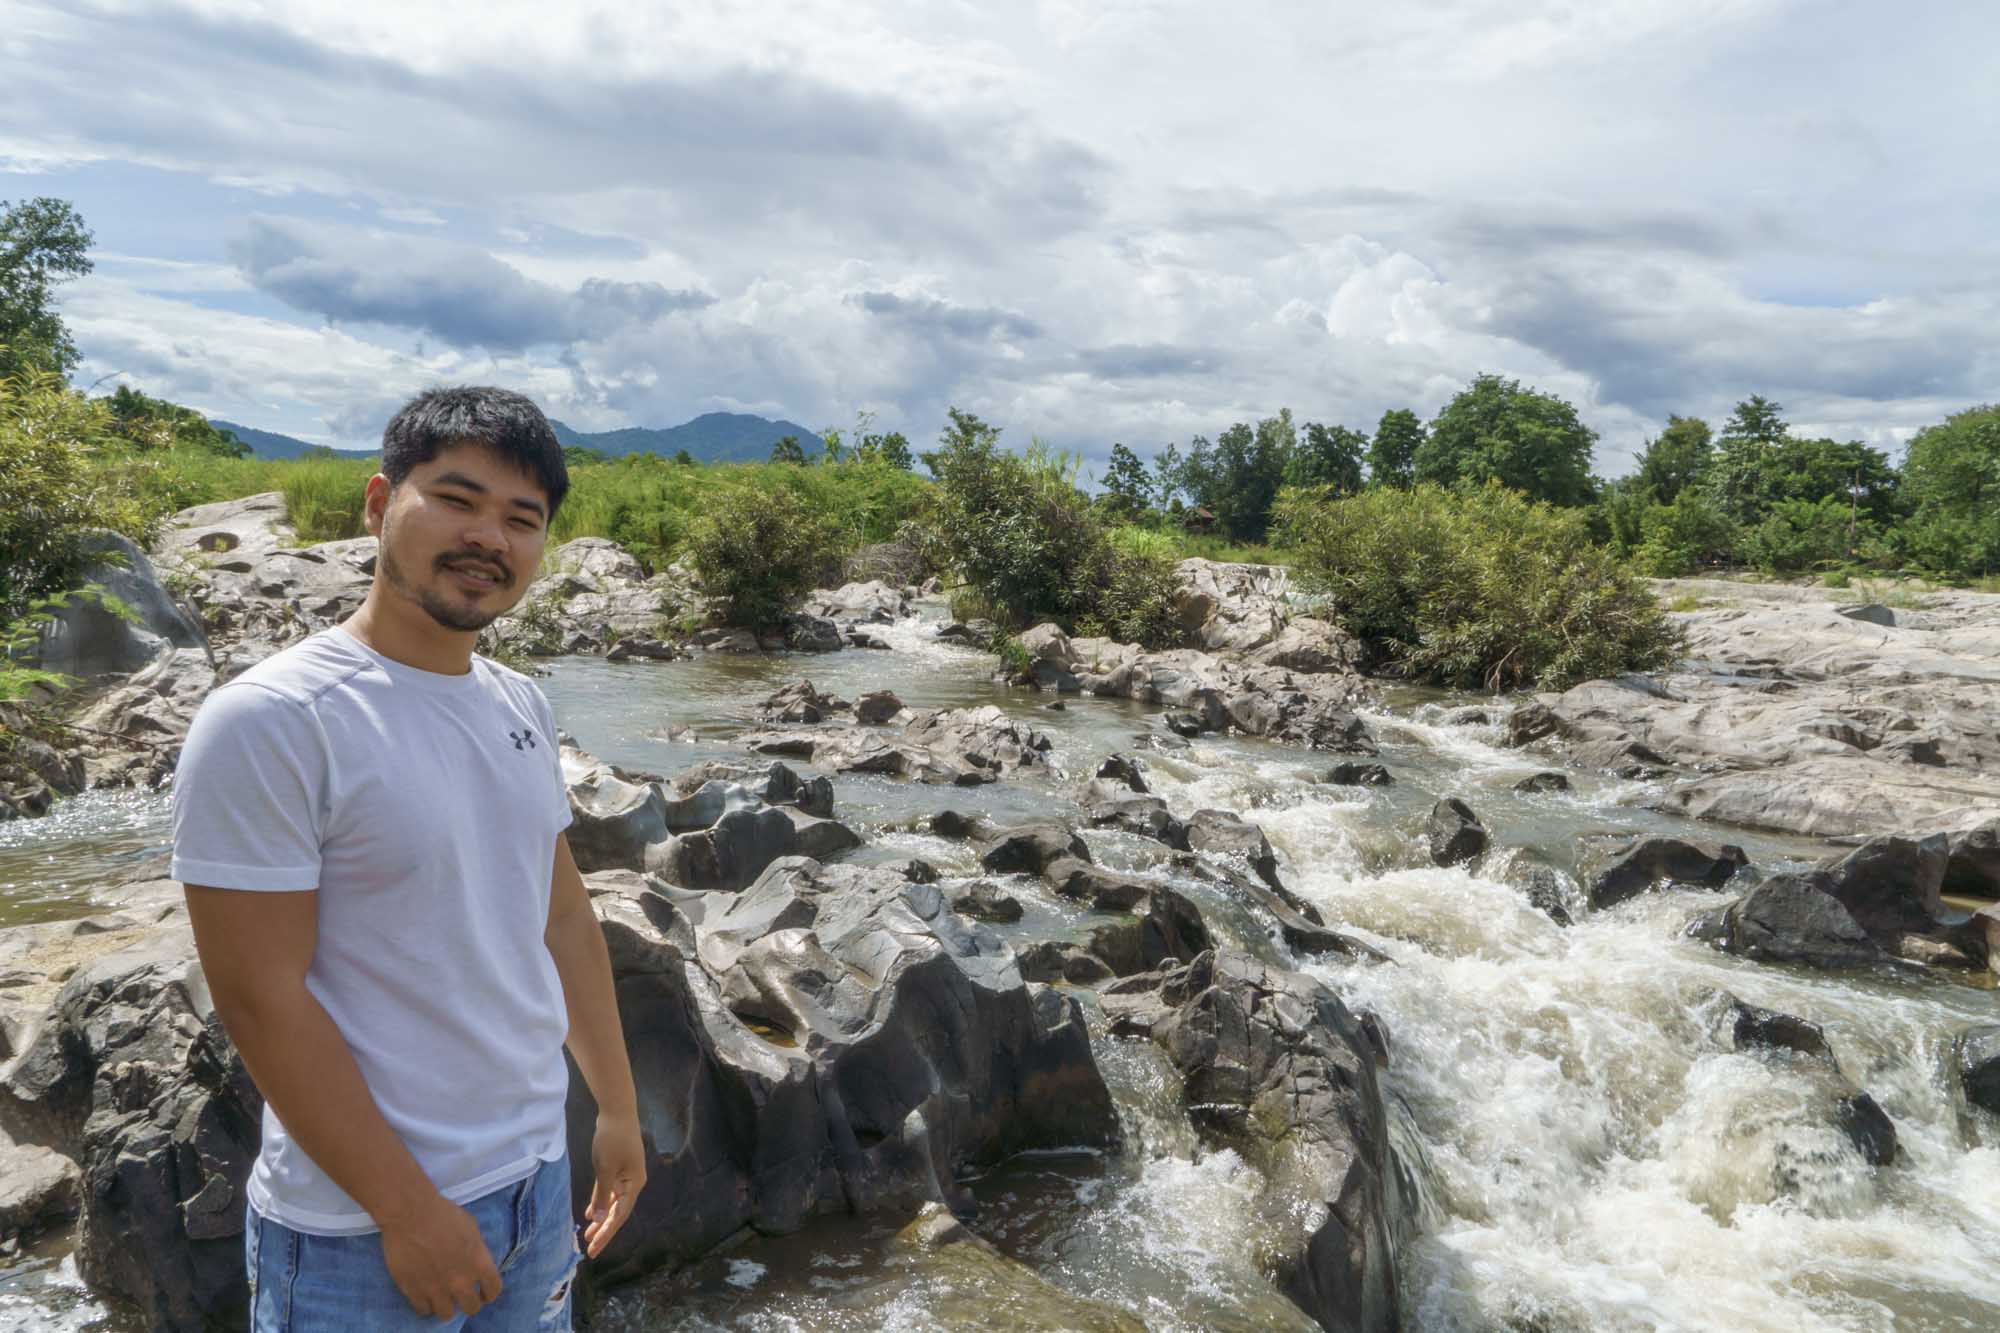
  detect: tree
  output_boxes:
[1414,375,1597,506]
[817,426,844,464]
[100,385,252,458]
[561,444,606,467]
[0,198,94,379]
[1707,395,1788,523]
[1180,435,1216,510]
[672,448,695,466]
[1151,441,1183,508]
[1289,422,1366,494]
[856,429,914,470]
[923,407,1002,476]
[1633,415,1712,503]
[1897,403,2000,577]
[1367,409,1423,488]
[769,434,807,465]
[1099,442,1152,516]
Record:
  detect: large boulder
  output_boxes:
[760,679,850,724]
[886,1204,1147,1332]
[68,646,219,790]
[35,531,208,678]
[1184,809,1283,890]
[561,745,670,872]
[1588,838,1748,910]
[1943,818,2000,899]
[803,581,911,626]
[1810,834,1948,934]
[1146,950,1404,1332]
[1426,799,1487,868]
[1174,560,1290,653]
[1687,876,1885,970]
[1715,995,1897,1166]
[580,860,1123,1283]
[0,931,260,1331]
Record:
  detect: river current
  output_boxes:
[3,601,1995,1331]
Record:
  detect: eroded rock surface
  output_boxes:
[742,706,1053,786]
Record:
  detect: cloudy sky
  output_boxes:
[6,0,1996,471]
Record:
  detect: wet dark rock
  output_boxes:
[1086,886,1212,978]
[1836,1093,1898,1166]
[846,631,893,650]
[1184,809,1283,890]
[856,690,905,725]
[1082,795,1188,850]
[980,826,1093,877]
[1687,876,1885,969]
[1443,707,1490,727]
[1836,602,1896,627]
[1165,855,1385,963]
[743,706,1051,786]
[1095,754,1149,794]
[952,881,1024,924]
[935,620,996,650]
[1506,702,1563,746]
[581,860,1122,1283]
[1043,700,1066,711]
[1956,1026,2000,1116]
[1164,711,1206,738]
[1811,834,1948,935]
[1722,997,1835,1067]
[1426,799,1487,868]
[1513,771,1571,794]
[1324,763,1393,787]
[929,809,999,843]
[1016,941,1116,986]
[761,679,851,725]
[604,637,686,663]
[1509,863,1574,926]
[1042,859,1156,912]
[781,613,843,653]
[880,857,941,884]
[1588,838,1748,910]
[0,934,261,1330]
[1149,950,1404,1333]
[1943,819,2000,899]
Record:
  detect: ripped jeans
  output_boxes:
[245,1154,580,1331]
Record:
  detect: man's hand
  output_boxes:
[379,1192,504,1318]
[581,1111,647,1258]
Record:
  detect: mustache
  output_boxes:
[434,550,512,586]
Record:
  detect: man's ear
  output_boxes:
[363,474,393,536]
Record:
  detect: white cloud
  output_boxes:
[7,0,1996,472]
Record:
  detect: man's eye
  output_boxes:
[440,494,472,508]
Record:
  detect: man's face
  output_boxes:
[365,443,551,633]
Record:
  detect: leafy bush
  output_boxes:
[1273,482,1681,691]
[1634,492,1738,576]
[1078,527,1185,647]
[681,484,844,629]
[1740,497,1861,574]
[913,415,1108,629]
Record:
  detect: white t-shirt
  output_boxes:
[170,625,574,1235]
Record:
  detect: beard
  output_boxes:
[377,519,514,633]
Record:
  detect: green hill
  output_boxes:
[549,412,825,462]
[210,412,824,463]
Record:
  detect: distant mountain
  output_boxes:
[209,410,823,465]
[208,420,372,460]
[550,412,825,463]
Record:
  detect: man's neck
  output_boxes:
[342,586,479,676]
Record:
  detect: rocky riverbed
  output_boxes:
[0,497,1995,1331]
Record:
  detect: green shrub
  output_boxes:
[912,419,1108,630]
[1273,482,1681,691]
[681,484,844,629]
[1633,491,1737,576]
[1741,497,1860,574]
[1078,527,1186,647]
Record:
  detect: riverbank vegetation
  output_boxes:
[8,194,1999,693]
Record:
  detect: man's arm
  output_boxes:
[185,886,502,1319]
[544,832,646,1257]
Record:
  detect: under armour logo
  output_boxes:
[509,728,537,751]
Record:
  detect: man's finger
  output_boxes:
[450,1278,487,1317]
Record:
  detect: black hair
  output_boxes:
[379,386,569,519]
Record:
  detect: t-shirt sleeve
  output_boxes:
[170,683,327,891]
[532,683,573,834]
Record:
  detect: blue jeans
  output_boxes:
[245,1155,580,1331]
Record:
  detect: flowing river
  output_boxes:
[3,601,1995,1331]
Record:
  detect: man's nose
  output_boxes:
[459,508,510,556]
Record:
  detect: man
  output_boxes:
[171,386,645,1330]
